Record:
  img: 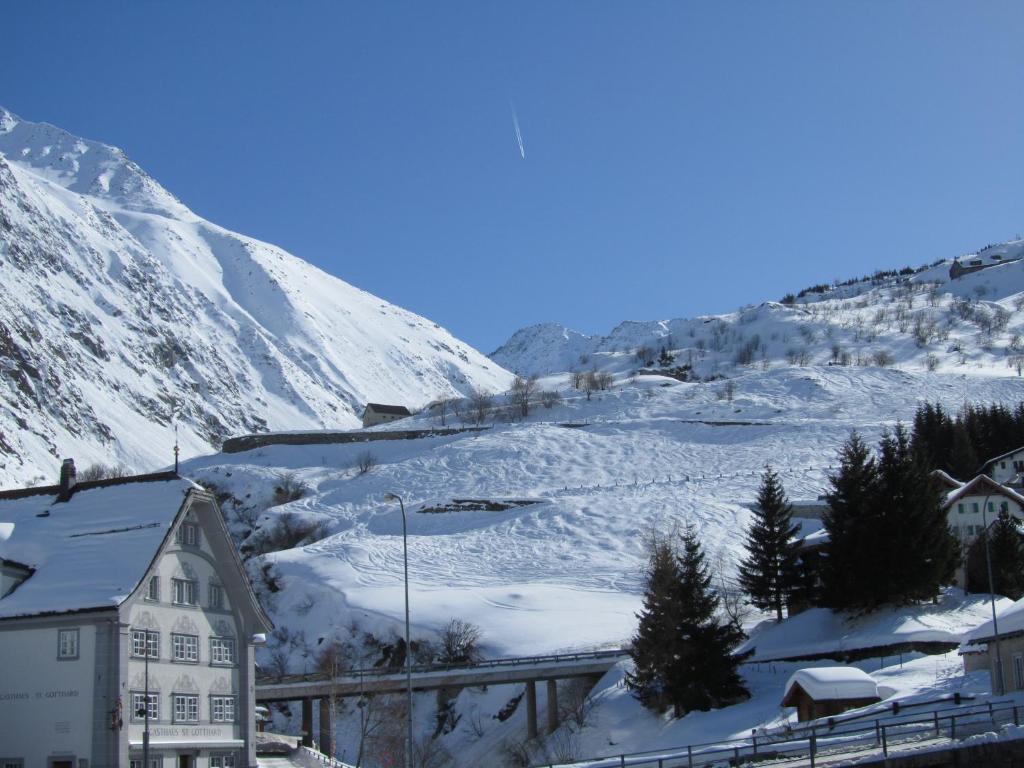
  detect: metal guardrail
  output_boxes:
[536,698,1023,768]
[259,649,629,687]
[298,745,358,768]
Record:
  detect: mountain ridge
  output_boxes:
[0,107,511,487]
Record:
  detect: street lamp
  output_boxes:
[384,492,413,768]
[979,490,1004,695]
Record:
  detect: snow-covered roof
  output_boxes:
[782,667,879,704]
[943,475,1024,509]
[966,595,1024,644]
[0,473,200,619]
[364,403,412,416]
[930,469,963,490]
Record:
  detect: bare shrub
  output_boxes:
[509,375,539,418]
[1009,355,1024,377]
[925,354,940,372]
[468,390,493,425]
[439,618,483,665]
[540,389,562,409]
[253,512,330,554]
[634,345,655,366]
[560,678,597,730]
[872,349,895,368]
[355,450,377,476]
[272,471,309,505]
[78,462,131,482]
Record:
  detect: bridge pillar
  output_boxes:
[546,679,559,733]
[301,698,313,747]
[526,680,538,739]
[319,697,333,756]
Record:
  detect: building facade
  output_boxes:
[361,403,412,428]
[0,463,272,768]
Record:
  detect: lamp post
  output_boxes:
[384,492,413,768]
[979,491,1004,695]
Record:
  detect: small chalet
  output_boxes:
[949,253,1021,279]
[362,402,412,428]
[0,458,272,768]
[781,667,881,722]
[982,447,1024,488]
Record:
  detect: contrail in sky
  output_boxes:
[510,102,526,159]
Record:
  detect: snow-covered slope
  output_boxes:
[492,245,1024,377]
[0,107,510,487]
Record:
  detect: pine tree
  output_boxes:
[627,528,749,716]
[824,427,958,612]
[665,528,749,715]
[738,466,800,621]
[626,536,682,712]
[822,431,877,610]
[874,424,958,606]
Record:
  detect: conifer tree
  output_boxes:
[822,431,877,610]
[626,535,682,712]
[738,466,800,621]
[824,427,958,611]
[627,528,749,716]
[665,527,749,715]
[874,424,958,606]
[966,510,1024,599]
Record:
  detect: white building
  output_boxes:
[0,460,272,768]
[943,474,1024,545]
[361,403,412,428]
[982,447,1024,487]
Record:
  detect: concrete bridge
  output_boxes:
[256,649,628,752]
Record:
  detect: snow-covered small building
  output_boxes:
[781,667,881,722]
[964,598,1024,693]
[982,448,1024,488]
[361,402,412,428]
[0,460,272,768]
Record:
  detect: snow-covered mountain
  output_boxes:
[0,107,511,487]
[492,244,1024,377]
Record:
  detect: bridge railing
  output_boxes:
[259,648,629,686]
[534,698,1023,768]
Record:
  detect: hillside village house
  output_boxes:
[0,460,272,768]
[943,475,1024,544]
[361,402,412,428]
[982,447,1024,487]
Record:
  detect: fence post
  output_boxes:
[951,714,956,740]
[687,745,693,768]
[934,709,939,737]
[1015,704,1020,727]
[809,731,816,768]
[875,719,881,746]
[620,756,625,768]
[752,734,758,755]
[881,725,888,757]
[734,746,740,764]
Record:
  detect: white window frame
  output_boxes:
[130,691,160,722]
[1015,654,1024,691]
[172,693,199,723]
[146,575,159,601]
[209,755,236,768]
[211,695,236,723]
[57,628,79,660]
[210,636,236,665]
[172,578,198,606]
[172,633,199,663]
[209,583,224,610]
[131,629,159,659]
[175,522,199,547]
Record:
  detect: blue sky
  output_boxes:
[3,2,1023,353]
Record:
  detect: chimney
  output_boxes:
[57,458,77,502]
